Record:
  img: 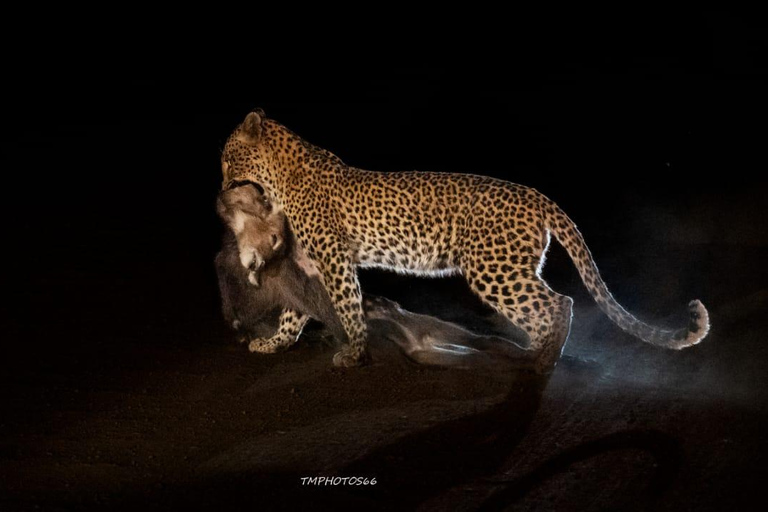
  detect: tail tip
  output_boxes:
[671,299,710,349]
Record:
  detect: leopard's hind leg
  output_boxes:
[461,255,573,374]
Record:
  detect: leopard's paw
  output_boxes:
[332,347,368,367]
[249,338,281,354]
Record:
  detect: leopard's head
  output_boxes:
[221,109,277,190]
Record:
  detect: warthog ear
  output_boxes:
[217,183,271,220]
[215,194,229,220]
[272,233,283,251]
[236,109,265,146]
[226,180,265,196]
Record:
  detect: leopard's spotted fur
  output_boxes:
[221,110,710,371]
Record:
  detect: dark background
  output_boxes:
[2,13,767,511]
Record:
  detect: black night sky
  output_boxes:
[2,15,767,511]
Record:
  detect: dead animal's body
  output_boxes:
[216,185,347,349]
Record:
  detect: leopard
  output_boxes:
[220,109,710,372]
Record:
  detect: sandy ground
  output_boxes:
[1,237,766,511]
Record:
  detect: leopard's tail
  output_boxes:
[544,198,709,349]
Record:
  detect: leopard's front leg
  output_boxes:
[248,309,309,353]
[319,257,369,367]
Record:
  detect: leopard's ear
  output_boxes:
[236,109,265,146]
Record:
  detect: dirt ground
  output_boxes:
[1,238,766,510]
